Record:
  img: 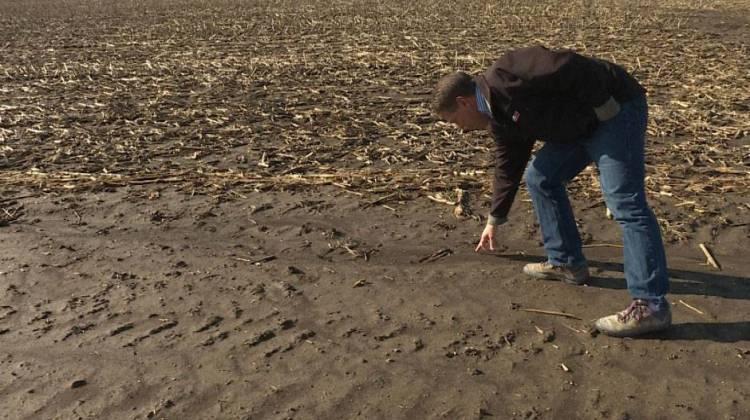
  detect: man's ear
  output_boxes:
[455,95,473,109]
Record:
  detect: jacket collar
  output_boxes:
[474,73,511,117]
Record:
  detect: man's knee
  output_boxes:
[524,162,547,192]
[604,192,652,221]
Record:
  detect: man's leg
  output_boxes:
[583,95,670,336]
[523,141,592,283]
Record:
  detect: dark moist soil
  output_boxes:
[0,186,747,419]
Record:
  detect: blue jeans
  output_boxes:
[524,95,669,301]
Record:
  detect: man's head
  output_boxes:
[432,71,490,131]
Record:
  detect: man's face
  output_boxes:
[439,96,490,132]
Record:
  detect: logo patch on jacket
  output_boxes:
[512,111,520,123]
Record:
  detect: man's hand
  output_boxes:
[475,223,497,252]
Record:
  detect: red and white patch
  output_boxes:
[512,111,521,123]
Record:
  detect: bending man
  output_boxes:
[432,46,670,337]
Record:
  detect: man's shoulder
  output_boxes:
[490,45,572,80]
[504,45,551,56]
[495,45,552,64]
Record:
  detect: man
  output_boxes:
[432,46,670,337]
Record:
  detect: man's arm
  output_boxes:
[488,124,534,224]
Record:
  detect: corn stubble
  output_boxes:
[0,0,747,242]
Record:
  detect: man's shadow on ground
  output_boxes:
[493,253,750,343]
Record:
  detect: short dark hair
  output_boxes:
[432,71,475,113]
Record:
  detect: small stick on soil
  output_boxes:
[426,194,455,205]
[364,192,399,208]
[418,248,453,263]
[0,194,36,204]
[678,299,705,315]
[699,243,721,270]
[234,255,276,265]
[520,308,582,320]
[230,190,248,199]
[341,244,362,258]
[332,183,364,196]
[562,323,585,334]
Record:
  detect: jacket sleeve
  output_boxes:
[499,46,621,121]
[488,123,534,224]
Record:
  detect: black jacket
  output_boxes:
[474,46,646,222]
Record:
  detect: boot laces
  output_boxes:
[617,299,651,323]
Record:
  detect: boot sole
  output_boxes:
[596,321,671,337]
[523,267,589,285]
[595,315,672,338]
